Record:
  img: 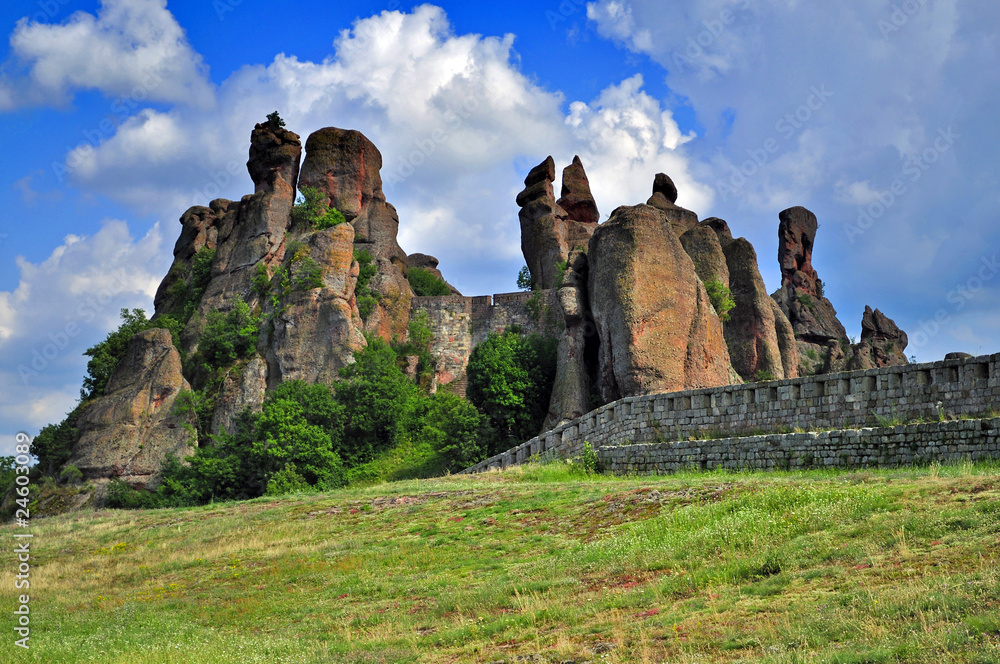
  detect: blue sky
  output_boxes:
[1,0,999,455]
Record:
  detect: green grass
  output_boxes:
[4,461,1000,663]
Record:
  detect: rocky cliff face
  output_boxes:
[589,204,734,401]
[517,156,599,289]
[69,329,196,487]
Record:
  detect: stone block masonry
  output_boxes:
[600,418,1000,474]
[463,352,1000,474]
[412,290,562,395]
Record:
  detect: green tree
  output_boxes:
[292,186,346,230]
[335,337,418,465]
[416,392,486,472]
[252,382,346,490]
[466,330,557,454]
[30,405,83,476]
[516,265,533,291]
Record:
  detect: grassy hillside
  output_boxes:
[3,461,1000,663]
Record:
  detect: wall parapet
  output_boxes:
[462,352,1000,474]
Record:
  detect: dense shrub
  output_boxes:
[466,330,558,455]
[198,300,261,371]
[335,338,418,465]
[292,187,347,230]
[408,267,451,296]
[415,392,486,473]
[30,405,83,476]
[354,249,379,320]
[704,279,735,322]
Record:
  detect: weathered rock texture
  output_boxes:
[544,250,595,429]
[646,173,698,237]
[69,329,196,486]
[588,204,734,402]
[826,306,910,373]
[770,206,848,374]
[517,156,599,289]
[723,238,792,381]
[299,127,412,339]
[265,222,367,387]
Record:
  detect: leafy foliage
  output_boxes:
[798,293,815,310]
[198,300,261,372]
[292,187,347,230]
[754,369,776,382]
[292,257,324,291]
[335,338,418,465]
[408,267,451,296]
[252,263,270,297]
[516,265,533,291]
[354,249,379,320]
[265,111,285,129]
[391,309,435,381]
[704,279,736,322]
[31,405,83,476]
[415,392,486,473]
[466,330,558,455]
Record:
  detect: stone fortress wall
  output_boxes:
[463,352,1000,474]
[411,290,562,395]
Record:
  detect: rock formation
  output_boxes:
[544,249,595,429]
[408,253,461,295]
[827,306,909,372]
[69,329,196,487]
[588,204,734,401]
[723,238,793,381]
[517,156,599,289]
[299,127,412,339]
[646,173,698,237]
[63,119,915,490]
[680,219,798,382]
[770,206,848,374]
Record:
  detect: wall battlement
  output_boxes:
[411,290,562,394]
[463,352,1000,474]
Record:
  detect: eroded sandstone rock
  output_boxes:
[588,204,734,401]
[69,329,196,487]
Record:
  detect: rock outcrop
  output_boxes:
[544,249,595,429]
[646,173,698,237]
[770,206,848,374]
[827,306,909,372]
[517,156,599,289]
[408,253,461,295]
[265,221,367,386]
[680,218,798,382]
[588,204,734,401]
[723,238,792,381]
[299,127,412,339]
[69,329,196,486]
